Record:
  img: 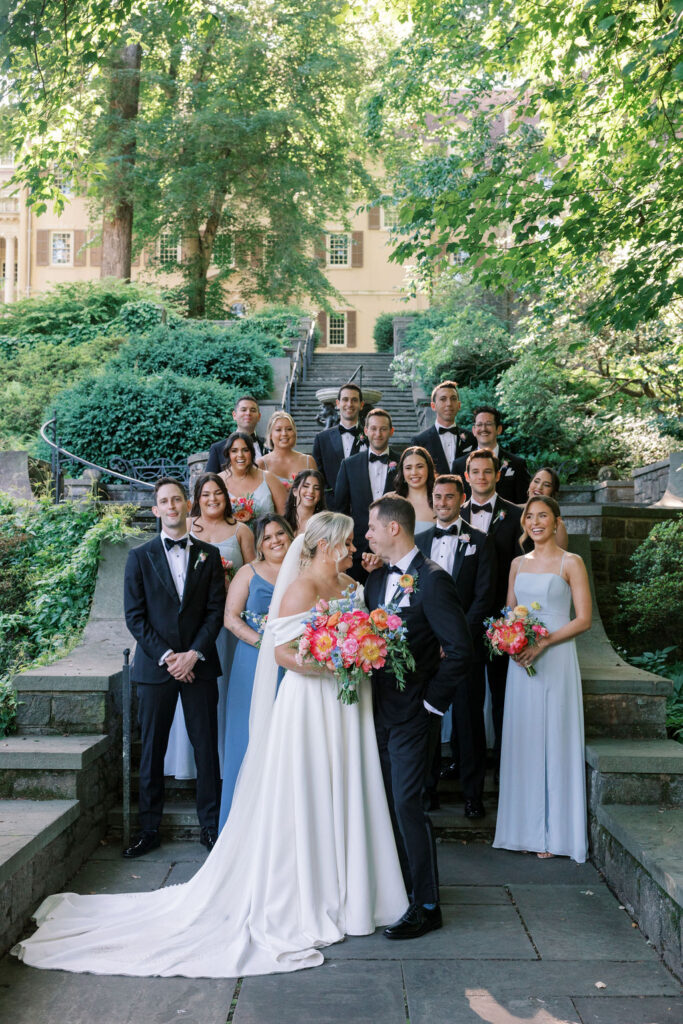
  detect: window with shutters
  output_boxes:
[51,231,73,265]
[327,233,350,267]
[212,232,235,269]
[0,153,14,167]
[328,312,346,346]
[52,165,75,197]
[381,206,399,230]
[158,233,182,265]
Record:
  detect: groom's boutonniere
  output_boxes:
[459,532,471,544]
[194,551,207,570]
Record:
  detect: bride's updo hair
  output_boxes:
[300,511,354,567]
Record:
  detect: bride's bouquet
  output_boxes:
[296,586,415,704]
[484,602,549,676]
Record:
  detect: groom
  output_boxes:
[365,494,474,939]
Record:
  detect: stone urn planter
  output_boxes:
[315,387,382,429]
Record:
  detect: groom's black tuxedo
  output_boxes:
[312,423,366,501]
[365,550,474,905]
[332,448,400,576]
[124,534,225,832]
[410,423,476,475]
[205,433,267,473]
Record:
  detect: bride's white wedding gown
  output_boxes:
[11,585,408,977]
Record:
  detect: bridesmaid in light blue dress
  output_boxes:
[219,514,294,828]
[164,474,255,780]
[393,446,436,537]
[217,431,287,533]
[493,495,592,862]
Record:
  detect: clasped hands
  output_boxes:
[165,650,199,682]
[513,637,548,670]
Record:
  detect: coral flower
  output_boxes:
[370,608,388,630]
[309,627,337,662]
[397,574,414,593]
[498,624,528,653]
[357,633,388,670]
[513,605,529,618]
[326,611,341,629]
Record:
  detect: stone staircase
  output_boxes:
[290,351,420,451]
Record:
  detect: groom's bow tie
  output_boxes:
[386,564,404,575]
[434,525,458,538]
[164,536,188,550]
[369,452,389,464]
[338,425,357,436]
[438,426,457,435]
[470,501,492,514]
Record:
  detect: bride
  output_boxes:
[12,512,408,977]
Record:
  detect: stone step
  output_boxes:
[0,798,81,953]
[108,798,497,843]
[592,803,683,976]
[0,734,111,800]
[14,668,123,735]
[586,738,683,806]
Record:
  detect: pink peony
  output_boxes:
[386,614,402,631]
[309,627,337,662]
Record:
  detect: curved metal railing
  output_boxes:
[282,319,316,414]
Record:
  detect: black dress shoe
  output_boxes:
[440,761,460,780]
[464,799,486,819]
[200,827,218,851]
[384,903,443,940]
[423,791,440,811]
[122,830,160,859]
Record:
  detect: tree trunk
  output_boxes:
[101,42,142,280]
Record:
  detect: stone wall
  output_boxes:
[633,457,670,505]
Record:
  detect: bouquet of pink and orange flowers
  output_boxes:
[231,495,255,523]
[296,586,415,704]
[484,602,549,676]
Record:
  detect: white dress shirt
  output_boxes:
[159,530,191,665]
[469,493,498,534]
[429,517,462,575]
[340,423,359,459]
[435,419,456,468]
[368,449,390,502]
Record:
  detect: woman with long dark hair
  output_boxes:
[393,445,436,536]
[218,431,287,526]
[283,469,326,536]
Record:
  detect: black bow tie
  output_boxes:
[339,425,358,436]
[470,502,492,514]
[438,426,457,435]
[434,526,458,538]
[164,536,188,550]
[386,564,404,575]
[369,452,389,464]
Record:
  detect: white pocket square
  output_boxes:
[464,544,477,556]
[504,467,515,476]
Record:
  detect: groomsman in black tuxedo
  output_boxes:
[410,380,476,475]
[312,383,367,503]
[333,408,400,581]
[205,395,267,472]
[365,495,474,939]
[453,405,530,504]
[417,474,496,816]
[459,450,523,776]
[123,478,225,857]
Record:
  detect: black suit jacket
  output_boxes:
[416,523,496,654]
[410,424,476,476]
[453,446,531,504]
[204,434,267,474]
[124,535,225,684]
[365,550,474,725]
[332,448,400,554]
[312,425,367,497]
[460,496,523,615]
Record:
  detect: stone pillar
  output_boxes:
[17,191,28,297]
[3,233,15,303]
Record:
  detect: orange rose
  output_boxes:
[326,611,341,629]
[370,608,388,630]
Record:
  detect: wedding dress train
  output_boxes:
[12,539,407,977]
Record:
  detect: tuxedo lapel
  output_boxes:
[358,451,374,507]
[451,538,467,583]
[180,542,203,610]
[147,537,180,603]
[330,427,344,463]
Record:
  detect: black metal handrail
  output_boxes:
[282,318,315,414]
[346,363,364,392]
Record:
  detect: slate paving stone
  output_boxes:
[0,955,236,1024]
[325,902,537,961]
[573,996,683,1023]
[508,884,661,961]
[233,961,405,1024]
[436,841,602,886]
[440,884,509,905]
[68,860,170,895]
[401,960,682,1024]
[163,861,201,886]
[89,840,204,863]
[464,993,581,1024]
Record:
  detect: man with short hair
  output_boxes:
[365,494,474,940]
[312,382,367,502]
[417,474,496,816]
[333,408,400,580]
[123,477,225,857]
[459,450,523,777]
[205,395,267,472]
[410,380,476,474]
[453,405,530,504]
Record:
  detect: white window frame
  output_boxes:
[0,153,15,167]
[380,205,399,231]
[52,165,75,197]
[157,232,182,266]
[328,312,347,347]
[51,230,74,266]
[327,232,351,268]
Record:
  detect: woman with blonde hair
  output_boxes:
[14,512,407,978]
[256,410,317,489]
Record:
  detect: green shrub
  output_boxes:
[373,313,396,353]
[0,279,174,346]
[44,370,238,468]
[110,324,273,398]
[420,307,513,386]
[0,496,135,735]
[616,520,683,655]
